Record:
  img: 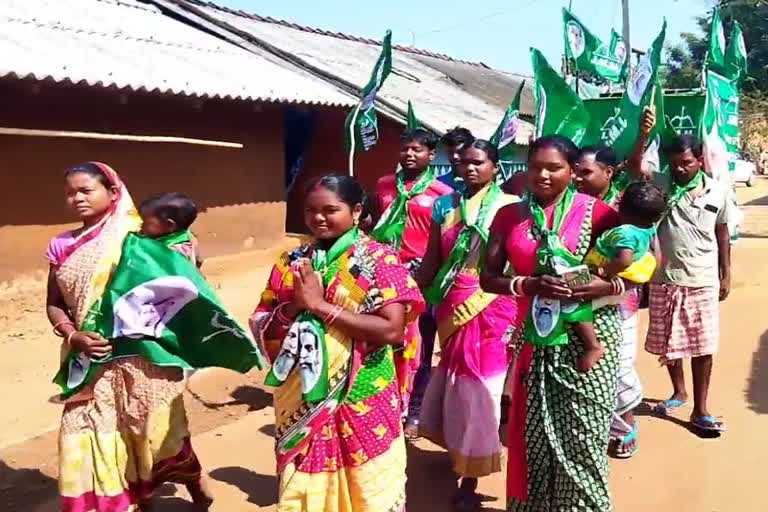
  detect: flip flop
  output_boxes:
[610,423,639,459]
[690,415,727,433]
[653,398,687,416]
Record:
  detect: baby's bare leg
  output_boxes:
[573,322,604,372]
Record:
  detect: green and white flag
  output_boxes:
[531,48,592,145]
[563,8,625,82]
[595,20,666,159]
[725,21,748,85]
[707,7,727,74]
[55,234,265,398]
[490,80,525,181]
[490,80,525,157]
[406,100,420,130]
[345,30,393,152]
[609,29,629,81]
[701,70,740,182]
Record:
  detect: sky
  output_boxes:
[219,0,715,74]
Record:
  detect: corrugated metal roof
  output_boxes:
[0,0,355,107]
[170,0,534,142]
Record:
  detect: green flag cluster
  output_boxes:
[55,234,265,398]
[345,30,393,152]
[591,20,667,160]
[563,8,627,83]
[701,7,748,181]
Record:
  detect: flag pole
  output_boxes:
[347,103,361,177]
[622,0,631,76]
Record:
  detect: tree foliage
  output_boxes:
[664,1,768,93]
[664,1,768,159]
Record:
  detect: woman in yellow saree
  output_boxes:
[251,175,424,512]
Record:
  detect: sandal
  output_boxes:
[609,422,639,459]
[653,398,687,416]
[690,414,727,433]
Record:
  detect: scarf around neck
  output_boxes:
[424,183,501,304]
[265,227,359,403]
[371,167,435,248]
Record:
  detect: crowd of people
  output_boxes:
[44,107,734,512]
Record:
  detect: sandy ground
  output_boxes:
[2,181,768,511]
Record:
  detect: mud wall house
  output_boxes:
[153,0,537,232]
[0,0,356,284]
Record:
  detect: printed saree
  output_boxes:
[251,233,424,512]
[53,163,202,512]
[494,193,622,511]
[419,186,518,478]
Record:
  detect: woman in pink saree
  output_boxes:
[481,137,623,511]
[417,141,519,511]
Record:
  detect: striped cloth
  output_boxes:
[645,283,720,362]
[611,314,643,438]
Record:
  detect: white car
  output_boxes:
[732,158,756,187]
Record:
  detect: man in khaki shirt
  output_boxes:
[629,111,732,433]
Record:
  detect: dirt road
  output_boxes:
[2,182,768,511]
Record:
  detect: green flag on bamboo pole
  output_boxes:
[490,80,525,159]
[701,70,740,181]
[563,8,626,82]
[344,30,393,153]
[594,20,666,159]
[531,48,592,145]
[406,100,420,130]
[724,21,748,85]
[707,7,727,74]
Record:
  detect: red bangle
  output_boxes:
[324,305,343,325]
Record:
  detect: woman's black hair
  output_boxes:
[663,134,703,158]
[304,174,367,212]
[64,162,111,188]
[579,144,619,167]
[460,139,500,164]
[400,128,438,150]
[139,192,199,231]
[441,126,475,148]
[528,135,580,167]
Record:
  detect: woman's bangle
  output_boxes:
[324,305,344,326]
[509,276,526,297]
[65,330,77,348]
[52,320,75,337]
[611,277,626,296]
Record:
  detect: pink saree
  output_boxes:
[491,193,622,511]
[419,187,518,477]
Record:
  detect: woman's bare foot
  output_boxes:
[577,345,605,372]
[187,476,214,511]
